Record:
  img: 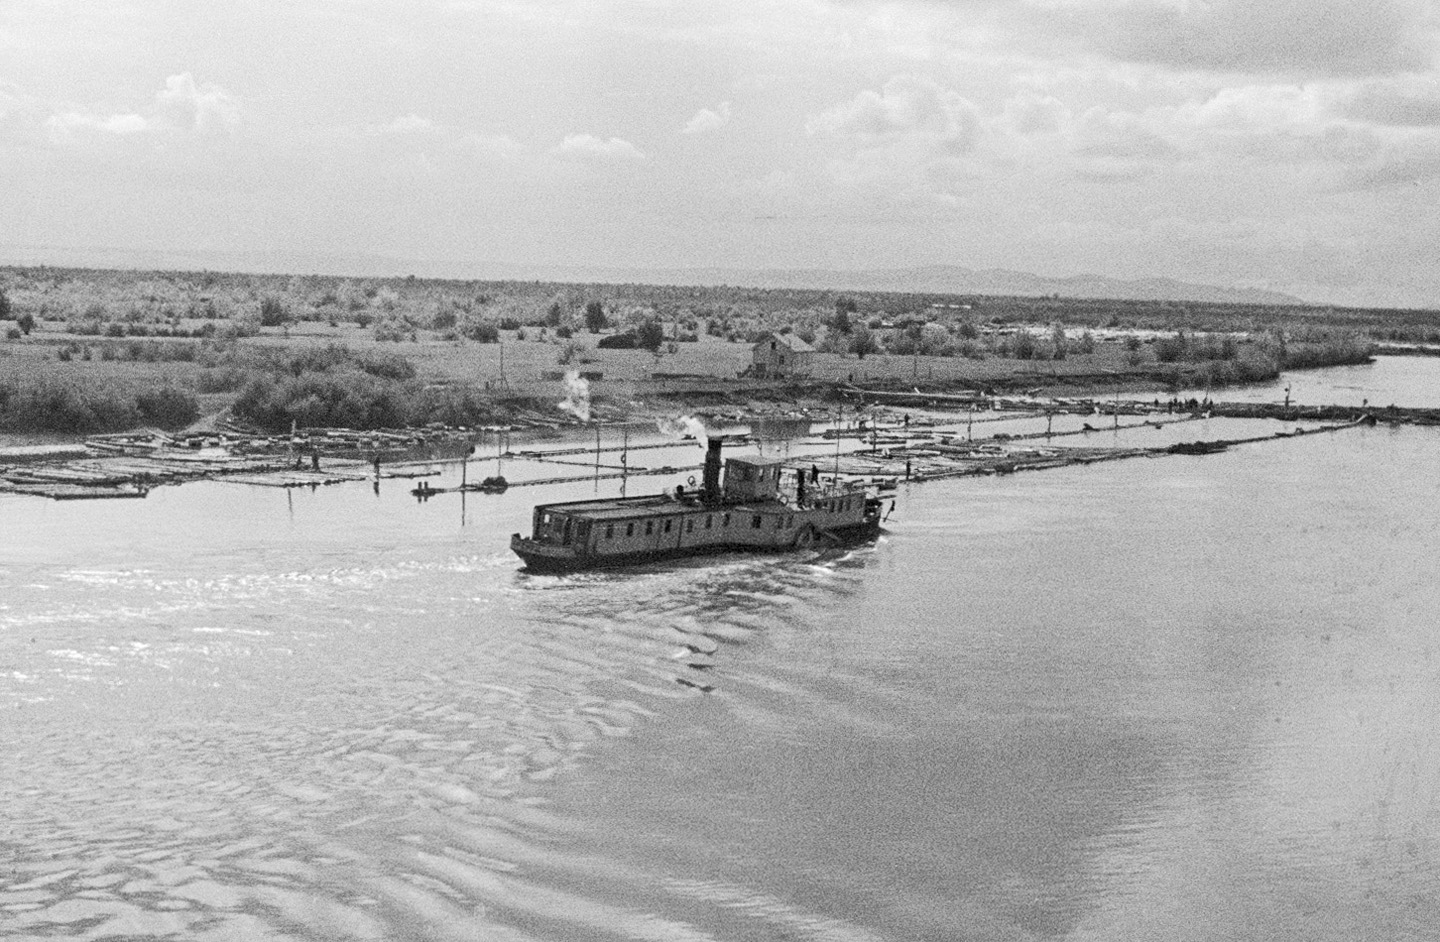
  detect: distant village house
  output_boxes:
[749,332,815,379]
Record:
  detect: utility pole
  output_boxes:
[620,427,629,497]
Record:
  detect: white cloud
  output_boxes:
[155,73,238,132]
[1003,91,1069,136]
[42,73,237,143]
[46,111,150,137]
[551,133,646,160]
[682,101,731,134]
[804,74,987,203]
[1171,84,1328,135]
[6,0,1440,305]
[986,80,1420,183]
[807,75,982,155]
[1125,84,1396,168]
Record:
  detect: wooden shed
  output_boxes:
[750,333,815,379]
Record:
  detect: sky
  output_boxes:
[1,0,1438,308]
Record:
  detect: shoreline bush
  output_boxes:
[1281,336,1373,370]
[225,344,424,431]
[232,371,407,431]
[0,377,199,433]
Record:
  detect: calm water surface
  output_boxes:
[4,359,1440,940]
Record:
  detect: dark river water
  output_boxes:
[4,358,1440,940]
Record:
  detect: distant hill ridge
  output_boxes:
[623,265,1306,306]
[0,244,1305,307]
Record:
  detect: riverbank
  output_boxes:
[0,346,1367,452]
[8,377,1432,501]
[1,265,1378,441]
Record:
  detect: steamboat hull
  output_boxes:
[511,516,881,574]
[511,437,885,573]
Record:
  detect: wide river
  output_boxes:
[4,357,1440,941]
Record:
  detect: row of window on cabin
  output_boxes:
[542,496,857,544]
[588,497,858,542]
[602,512,732,540]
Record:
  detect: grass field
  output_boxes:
[0,265,1385,438]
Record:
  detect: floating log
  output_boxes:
[219,469,371,488]
[0,405,1390,504]
[1167,441,1229,455]
[0,482,150,500]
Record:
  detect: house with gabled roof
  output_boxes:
[750,332,814,379]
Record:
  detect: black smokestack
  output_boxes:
[703,437,723,502]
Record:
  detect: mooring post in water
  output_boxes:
[620,427,629,497]
[594,423,601,489]
[1046,411,1053,438]
[968,403,974,442]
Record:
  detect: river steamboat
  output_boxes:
[510,437,883,572]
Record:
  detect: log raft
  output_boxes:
[0,398,1420,501]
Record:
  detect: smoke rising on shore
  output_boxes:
[657,414,707,442]
[558,371,591,422]
[750,415,811,456]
